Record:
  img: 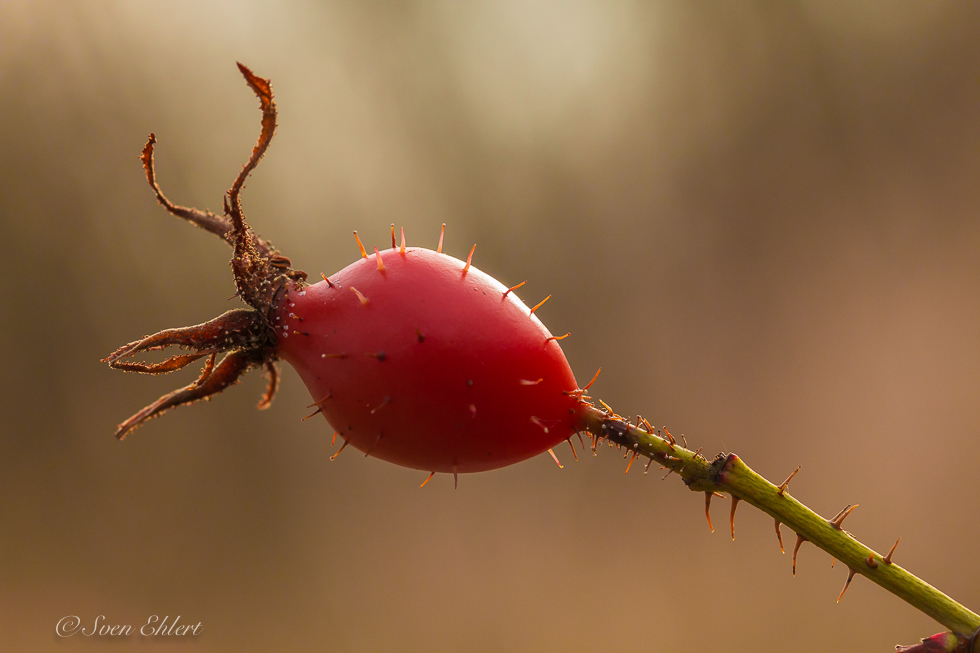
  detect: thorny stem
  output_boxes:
[581,404,980,642]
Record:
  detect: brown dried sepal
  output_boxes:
[105,64,303,439]
[111,350,261,440]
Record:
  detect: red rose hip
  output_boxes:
[277,245,581,472]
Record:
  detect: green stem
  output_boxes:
[581,404,980,637]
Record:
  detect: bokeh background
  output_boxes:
[2,1,979,651]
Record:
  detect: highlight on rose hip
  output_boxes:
[103,64,980,653]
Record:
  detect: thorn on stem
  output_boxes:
[624,451,637,474]
[420,471,435,488]
[884,538,901,565]
[437,223,446,253]
[865,555,878,569]
[774,518,785,554]
[792,534,808,576]
[830,504,859,529]
[705,492,715,533]
[730,496,740,541]
[777,465,801,496]
[837,568,858,603]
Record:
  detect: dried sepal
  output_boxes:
[107,65,301,439]
[108,351,212,375]
[140,134,235,242]
[113,351,258,440]
[256,361,280,410]
[227,63,277,223]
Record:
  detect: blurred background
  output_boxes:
[2,1,979,651]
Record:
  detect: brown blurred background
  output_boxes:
[2,1,979,651]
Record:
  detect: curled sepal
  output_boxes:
[102,309,267,369]
[895,631,963,653]
[139,132,278,260]
[256,361,280,410]
[113,351,260,440]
